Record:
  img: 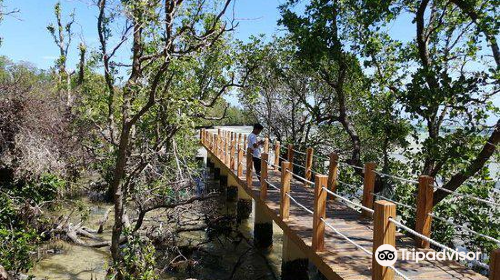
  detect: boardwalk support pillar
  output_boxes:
[254,206,273,249]
[238,148,253,221]
[237,194,252,222]
[227,172,239,203]
[213,167,221,180]
[281,235,309,280]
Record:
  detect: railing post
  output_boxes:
[264,138,269,154]
[280,161,292,220]
[211,133,215,151]
[287,144,294,166]
[415,175,434,248]
[214,133,219,158]
[260,153,269,200]
[274,141,280,169]
[225,133,230,166]
[246,148,253,187]
[230,138,236,170]
[243,134,247,152]
[200,128,205,144]
[372,200,396,280]
[305,147,314,187]
[490,249,500,280]
[220,131,225,162]
[218,132,222,158]
[210,133,214,151]
[362,162,377,217]
[312,174,328,252]
[327,152,339,200]
[237,147,243,177]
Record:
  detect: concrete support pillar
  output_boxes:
[281,235,309,280]
[253,205,273,249]
[220,175,228,192]
[213,167,221,180]
[227,174,238,202]
[207,157,214,170]
[237,178,252,222]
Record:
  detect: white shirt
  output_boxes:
[247,133,261,158]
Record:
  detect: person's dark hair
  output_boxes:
[253,123,264,130]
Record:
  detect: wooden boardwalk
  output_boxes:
[200,132,491,280]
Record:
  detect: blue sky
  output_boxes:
[0,0,284,70]
[0,0,497,113]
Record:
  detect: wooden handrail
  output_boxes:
[260,153,269,200]
[491,249,500,280]
[362,162,377,217]
[280,161,292,220]
[230,138,236,170]
[274,141,280,170]
[372,200,396,280]
[312,174,328,251]
[246,148,253,187]
[287,144,294,166]
[237,147,243,177]
[243,134,247,152]
[305,147,314,187]
[327,152,339,200]
[416,175,434,248]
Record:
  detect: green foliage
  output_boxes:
[0,193,16,226]
[111,230,158,280]
[21,173,65,204]
[0,227,38,273]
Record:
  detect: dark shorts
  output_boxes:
[253,157,261,177]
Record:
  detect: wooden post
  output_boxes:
[372,200,396,280]
[280,161,292,220]
[211,133,215,151]
[327,153,339,200]
[220,132,225,162]
[230,139,236,170]
[217,134,221,158]
[246,148,253,187]
[287,144,294,165]
[214,134,219,157]
[415,175,434,248]
[362,162,377,217]
[312,174,328,252]
[490,249,500,280]
[305,147,314,187]
[237,147,243,177]
[243,134,247,153]
[210,133,214,151]
[225,133,230,166]
[238,133,242,149]
[260,153,269,200]
[264,138,269,154]
[274,141,280,169]
[200,128,205,143]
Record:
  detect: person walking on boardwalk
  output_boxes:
[247,123,265,178]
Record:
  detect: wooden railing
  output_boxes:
[199,128,500,280]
